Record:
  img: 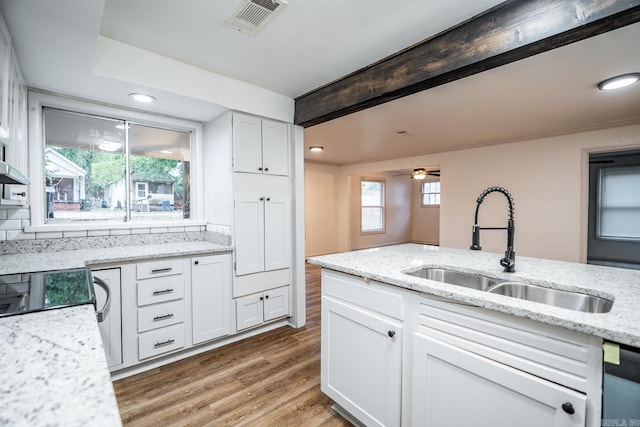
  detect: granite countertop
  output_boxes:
[0,241,233,275]
[308,243,640,347]
[0,305,122,426]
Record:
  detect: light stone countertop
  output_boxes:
[308,243,640,347]
[0,305,122,427]
[0,241,233,275]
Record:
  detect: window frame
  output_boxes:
[360,177,385,234]
[420,179,441,207]
[27,92,205,231]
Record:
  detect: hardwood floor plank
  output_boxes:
[114,263,350,426]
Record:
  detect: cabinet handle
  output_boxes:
[259,197,265,201]
[264,167,269,172]
[12,192,26,197]
[194,260,199,265]
[388,330,396,338]
[151,268,173,274]
[266,197,271,202]
[260,296,264,301]
[154,339,175,348]
[561,402,575,415]
[153,313,175,321]
[258,167,263,171]
[152,288,174,295]
[265,294,270,299]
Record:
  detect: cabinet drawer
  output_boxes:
[136,259,184,280]
[137,300,185,333]
[322,270,404,320]
[138,323,185,360]
[137,275,184,306]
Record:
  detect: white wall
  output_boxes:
[411,178,440,245]
[304,163,342,257]
[304,123,640,262]
[349,173,412,251]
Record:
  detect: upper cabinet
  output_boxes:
[233,113,289,176]
[0,15,11,141]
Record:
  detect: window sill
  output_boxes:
[360,230,386,235]
[25,220,208,234]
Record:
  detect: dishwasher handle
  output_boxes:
[93,276,111,323]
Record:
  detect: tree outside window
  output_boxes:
[361,179,385,232]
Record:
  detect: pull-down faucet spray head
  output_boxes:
[470,186,516,272]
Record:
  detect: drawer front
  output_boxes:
[138,323,185,360]
[137,275,185,306]
[322,270,404,320]
[137,259,184,280]
[137,300,185,333]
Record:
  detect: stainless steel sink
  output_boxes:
[405,268,503,290]
[404,267,613,313]
[486,282,613,314]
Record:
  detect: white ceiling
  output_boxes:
[1,0,639,166]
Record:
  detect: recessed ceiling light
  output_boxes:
[597,73,640,91]
[309,146,324,152]
[129,93,157,103]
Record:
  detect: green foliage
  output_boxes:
[44,270,93,307]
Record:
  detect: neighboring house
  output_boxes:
[105,171,176,212]
[44,148,87,211]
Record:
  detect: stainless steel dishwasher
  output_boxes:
[602,342,640,426]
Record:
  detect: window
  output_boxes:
[588,150,640,267]
[361,179,384,232]
[421,180,440,206]
[42,106,192,224]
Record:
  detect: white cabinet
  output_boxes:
[0,16,10,140]
[192,253,231,345]
[411,333,586,427]
[234,193,290,276]
[236,286,289,331]
[92,268,122,369]
[321,270,404,427]
[233,113,288,176]
[134,258,186,361]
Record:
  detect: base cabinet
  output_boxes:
[411,332,586,427]
[235,286,289,331]
[192,254,231,345]
[322,296,402,427]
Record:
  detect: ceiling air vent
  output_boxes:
[224,0,288,36]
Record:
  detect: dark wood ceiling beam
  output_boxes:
[294,0,640,128]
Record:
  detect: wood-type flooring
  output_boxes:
[113,263,351,427]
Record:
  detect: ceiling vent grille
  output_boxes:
[224,0,288,36]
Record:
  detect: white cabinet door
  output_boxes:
[192,254,231,345]
[261,119,288,176]
[234,194,265,275]
[233,113,262,174]
[263,286,289,321]
[264,195,290,271]
[321,296,402,427]
[411,332,586,427]
[0,17,10,140]
[236,293,264,331]
[92,268,122,369]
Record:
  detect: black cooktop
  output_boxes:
[0,268,95,318]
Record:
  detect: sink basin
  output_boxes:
[404,267,613,313]
[486,282,613,314]
[405,268,502,290]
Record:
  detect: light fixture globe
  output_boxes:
[597,73,640,91]
[412,168,427,180]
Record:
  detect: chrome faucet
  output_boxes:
[470,186,516,272]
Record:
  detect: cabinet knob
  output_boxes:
[265,294,269,299]
[264,167,269,172]
[388,330,396,338]
[260,296,264,301]
[194,260,199,265]
[266,197,271,202]
[258,167,263,171]
[260,197,265,201]
[561,402,575,415]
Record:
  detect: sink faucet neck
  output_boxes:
[470,186,516,273]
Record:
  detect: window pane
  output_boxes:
[129,123,191,221]
[362,207,383,231]
[361,181,383,206]
[44,108,126,223]
[421,180,441,206]
[598,165,640,240]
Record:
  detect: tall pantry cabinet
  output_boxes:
[204,111,304,333]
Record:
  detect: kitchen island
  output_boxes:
[309,243,640,346]
[309,243,640,427]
